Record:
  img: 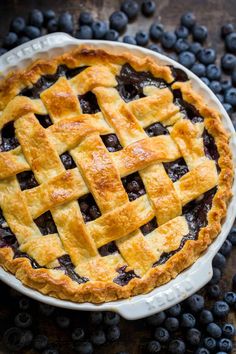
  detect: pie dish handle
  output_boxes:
[0,33,76,74]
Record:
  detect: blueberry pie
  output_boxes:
[0,47,233,303]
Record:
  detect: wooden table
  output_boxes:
[0,1,235,353]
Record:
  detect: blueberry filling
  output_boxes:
[116,63,167,102]
[99,241,118,256]
[170,66,189,82]
[57,254,88,284]
[113,265,139,286]
[35,114,53,128]
[203,129,219,163]
[141,217,158,235]
[122,172,146,201]
[65,66,88,79]
[60,152,76,170]
[164,158,189,182]
[173,89,204,123]
[78,91,100,114]
[34,211,58,235]
[14,249,41,269]
[145,122,169,137]
[0,121,19,151]
[154,187,216,266]
[17,171,39,191]
[78,194,101,223]
[101,134,122,152]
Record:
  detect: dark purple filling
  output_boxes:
[173,89,204,123]
[203,129,219,163]
[99,241,118,256]
[140,217,158,235]
[170,66,189,82]
[14,249,42,269]
[154,187,216,266]
[17,171,39,191]
[145,122,169,137]
[0,121,19,152]
[113,265,139,286]
[101,134,123,152]
[78,194,101,223]
[34,211,58,235]
[56,254,88,284]
[20,65,88,99]
[60,152,76,170]
[122,172,146,201]
[164,158,189,182]
[35,114,53,128]
[116,63,167,102]
[78,91,100,114]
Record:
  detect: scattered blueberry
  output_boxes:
[39,303,55,316]
[221,24,235,38]
[149,23,164,41]
[201,77,210,86]
[3,32,18,48]
[141,0,156,17]
[213,252,226,270]
[224,87,236,106]
[146,340,161,353]
[181,313,196,328]
[212,301,230,318]
[18,298,30,311]
[218,338,233,353]
[191,63,206,76]
[204,337,217,351]
[181,12,196,29]
[186,294,205,312]
[121,0,139,20]
[56,315,70,329]
[206,323,222,338]
[109,11,128,32]
[3,327,25,351]
[123,35,137,44]
[79,11,93,26]
[135,30,149,46]
[228,227,236,245]
[75,26,93,39]
[168,339,186,354]
[154,327,170,343]
[195,348,210,354]
[43,10,56,23]
[216,93,224,103]
[222,323,236,338]
[166,304,182,317]
[189,42,202,54]
[187,328,201,346]
[223,103,233,114]
[58,12,73,34]
[225,32,236,53]
[198,48,216,64]
[210,80,222,93]
[103,312,120,326]
[174,38,189,53]
[90,312,103,325]
[22,330,33,347]
[146,311,166,326]
[91,329,106,346]
[47,19,58,33]
[105,29,119,41]
[73,341,93,354]
[175,25,189,39]
[192,25,208,42]
[199,309,214,324]
[209,267,222,285]
[220,239,233,257]
[14,312,32,329]
[92,20,108,39]
[161,31,177,49]
[148,44,162,52]
[106,325,120,342]
[224,292,236,306]
[17,36,30,45]
[28,9,44,28]
[10,17,26,34]
[72,327,85,342]
[206,64,221,80]
[178,51,196,68]
[23,26,41,39]
[33,334,48,351]
[221,53,236,72]
[164,317,179,332]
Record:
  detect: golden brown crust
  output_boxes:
[0,46,233,303]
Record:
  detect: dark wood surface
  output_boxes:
[0,0,235,353]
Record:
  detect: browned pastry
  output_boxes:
[0,46,233,303]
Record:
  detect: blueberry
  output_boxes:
[3,32,18,49]
[218,338,233,353]
[58,12,73,34]
[201,77,210,86]
[198,48,216,64]
[161,31,177,49]
[221,79,232,92]
[175,26,189,39]
[75,26,93,39]
[91,329,106,345]
[123,35,137,44]
[186,294,205,312]
[105,29,119,41]
[135,31,149,46]
[24,26,41,39]
[192,25,208,42]
[17,36,30,45]
[181,313,196,328]
[181,12,196,29]
[225,32,236,53]
[213,252,226,270]
[148,44,162,52]
[47,19,58,33]
[209,267,222,285]
[225,87,236,106]
[56,315,70,329]
[0,48,7,56]
[14,312,32,329]
[210,81,222,94]
[73,341,93,354]
[204,337,217,351]
[221,24,235,38]
[222,323,235,338]
[103,312,120,326]
[199,309,214,324]
[174,38,189,53]
[79,12,93,26]
[168,339,186,354]
[146,340,161,353]
[223,103,233,114]
[146,311,166,326]
[224,291,236,306]
[164,317,179,332]
[191,63,206,76]
[195,348,210,354]
[109,11,128,33]
[28,9,44,28]
[154,327,170,343]
[39,303,55,316]
[189,42,202,54]
[106,325,120,342]
[92,20,108,39]
[10,17,26,34]
[22,330,33,347]
[43,10,56,23]
[121,0,139,20]
[228,227,236,245]
[33,334,48,351]
[221,53,236,72]
[178,51,196,68]
[207,323,222,338]
[187,328,201,346]
[90,311,103,325]
[149,23,164,40]
[19,297,30,311]
[166,304,182,317]
[141,0,156,17]
[212,301,230,318]
[207,284,221,299]
[72,327,85,342]
[220,240,232,257]
[3,327,25,351]
[206,64,221,80]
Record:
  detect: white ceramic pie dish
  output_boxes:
[0,33,235,320]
